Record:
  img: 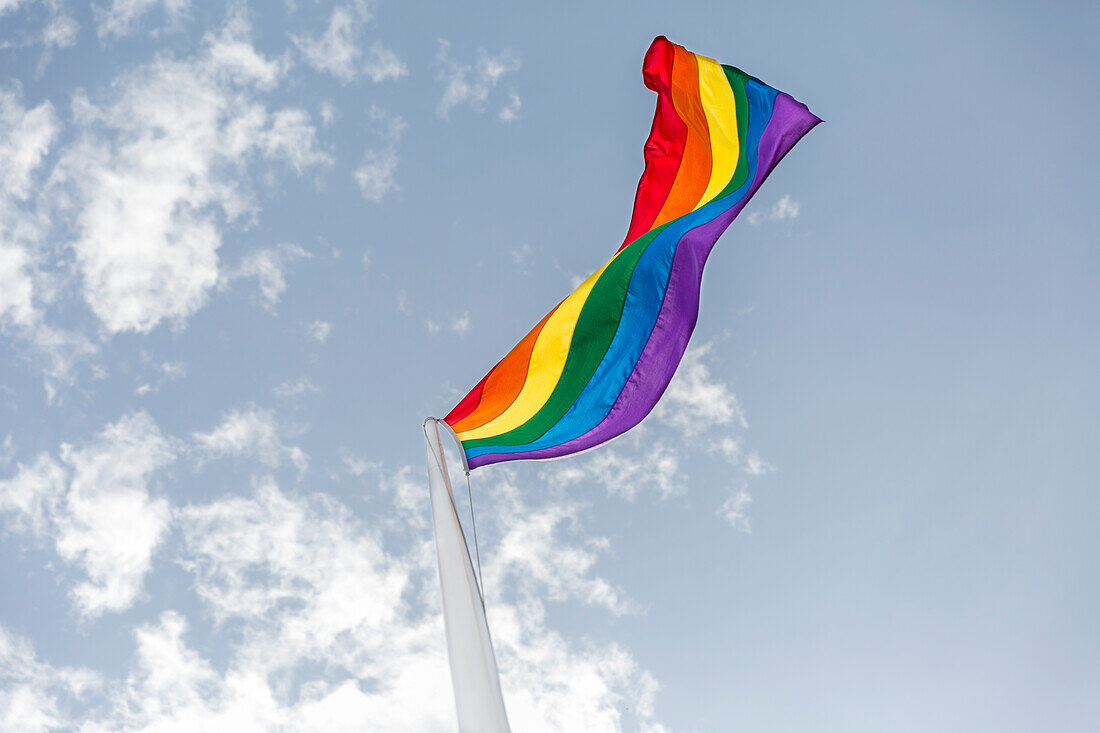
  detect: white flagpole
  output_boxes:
[423,418,511,732]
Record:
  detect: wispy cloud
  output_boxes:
[426,311,471,336]
[94,0,190,39]
[133,357,186,397]
[435,40,521,120]
[0,412,176,616]
[54,12,328,335]
[0,0,78,64]
[0,84,96,398]
[499,90,522,123]
[0,624,99,730]
[1,409,669,730]
[554,433,685,501]
[226,243,312,311]
[549,342,772,532]
[746,194,800,225]
[274,376,319,399]
[485,471,637,615]
[355,146,399,202]
[363,41,407,82]
[510,242,533,270]
[718,483,753,533]
[654,343,747,435]
[307,319,333,342]
[292,4,363,81]
[292,3,406,83]
[355,107,405,202]
[191,404,308,476]
[0,82,69,369]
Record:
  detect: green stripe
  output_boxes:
[462,222,670,449]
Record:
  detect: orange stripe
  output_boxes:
[652,46,712,227]
[450,308,557,433]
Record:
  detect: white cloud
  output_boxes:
[3,454,669,730]
[319,99,337,126]
[55,13,327,334]
[26,323,98,402]
[425,312,471,336]
[0,452,66,536]
[355,146,399,202]
[0,84,59,328]
[0,624,99,732]
[484,472,635,615]
[709,417,772,476]
[550,343,771,530]
[0,86,98,397]
[363,41,407,82]
[450,312,471,335]
[742,451,773,476]
[192,404,309,476]
[655,343,746,436]
[169,475,662,731]
[653,344,775,528]
[274,376,318,399]
[368,104,406,144]
[340,449,376,478]
[718,484,753,533]
[0,84,59,203]
[292,4,363,82]
[435,40,520,119]
[354,106,404,202]
[94,0,190,39]
[0,0,31,15]
[168,478,458,730]
[555,432,684,501]
[499,90,522,123]
[0,1,78,57]
[134,357,186,397]
[352,105,404,202]
[229,243,312,311]
[41,8,79,50]
[0,241,36,328]
[307,319,332,342]
[746,194,800,225]
[510,242,532,270]
[292,3,406,84]
[56,412,176,616]
[261,108,332,172]
[0,411,177,616]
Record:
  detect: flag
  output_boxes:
[445,36,819,468]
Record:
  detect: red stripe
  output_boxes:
[652,45,711,226]
[619,36,687,251]
[444,373,489,425]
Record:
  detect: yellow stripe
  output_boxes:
[695,56,740,207]
[456,254,620,441]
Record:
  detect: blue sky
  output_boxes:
[1,0,1097,730]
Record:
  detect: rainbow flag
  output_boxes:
[444,36,820,470]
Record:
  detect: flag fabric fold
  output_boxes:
[444,36,819,470]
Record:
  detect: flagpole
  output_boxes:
[424,418,511,732]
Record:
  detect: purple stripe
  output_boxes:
[469,94,820,469]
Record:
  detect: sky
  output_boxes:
[0,0,1098,731]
